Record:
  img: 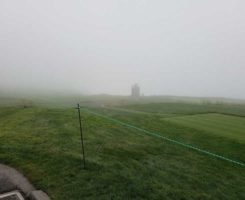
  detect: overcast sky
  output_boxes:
[0,0,245,98]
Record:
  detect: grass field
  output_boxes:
[0,101,244,200]
[164,113,245,143]
[120,102,245,117]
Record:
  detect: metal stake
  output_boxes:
[76,103,86,169]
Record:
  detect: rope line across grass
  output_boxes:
[83,109,245,167]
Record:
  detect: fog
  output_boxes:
[0,0,245,99]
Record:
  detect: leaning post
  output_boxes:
[76,103,86,169]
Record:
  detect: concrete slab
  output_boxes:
[0,164,50,200]
[29,190,50,200]
[0,191,24,200]
[0,174,17,194]
[0,164,34,195]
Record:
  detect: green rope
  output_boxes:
[83,109,245,167]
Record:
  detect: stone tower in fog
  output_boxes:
[131,84,140,98]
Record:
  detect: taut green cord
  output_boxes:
[84,109,245,167]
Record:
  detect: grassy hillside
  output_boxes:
[0,103,244,200]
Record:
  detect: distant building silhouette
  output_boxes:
[131,84,140,98]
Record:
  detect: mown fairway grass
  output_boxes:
[0,103,244,200]
[164,113,245,143]
[121,102,245,117]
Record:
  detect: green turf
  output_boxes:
[0,104,244,200]
[120,102,245,117]
[163,113,245,143]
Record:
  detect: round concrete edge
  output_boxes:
[0,164,51,200]
[28,190,50,200]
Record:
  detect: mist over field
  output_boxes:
[1,0,245,99]
[1,2,245,199]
